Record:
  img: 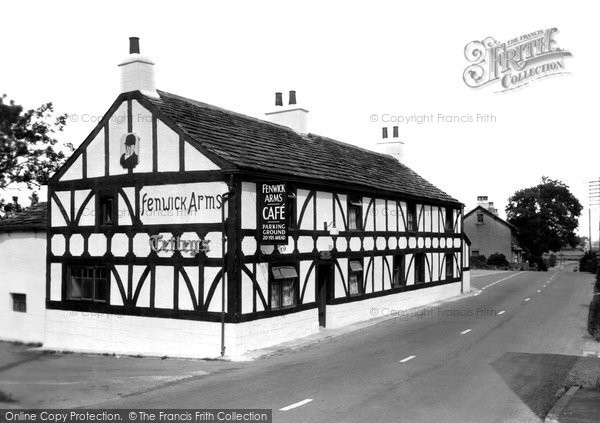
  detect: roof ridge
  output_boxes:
[150,90,460,204]
[157,90,399,161]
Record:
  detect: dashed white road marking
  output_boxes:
[399,355,416,363]
[460,329,472,335]
[524,298,531,302]
[498,310,506,315]
[479,272,524,290]
[280,399,313,411]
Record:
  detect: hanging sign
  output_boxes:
[258,182,288,244]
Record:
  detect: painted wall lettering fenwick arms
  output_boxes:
[141,192,223,216]
[148,234,210,254]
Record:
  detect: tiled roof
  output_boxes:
[148,91,460,205]
[0,202,47,232]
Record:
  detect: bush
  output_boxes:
[588,296,600,341]
[596,270,600,292]
[580,251,599,273]
[548,254,557,268]
[487,253,509,268]
[528,255,548,271]
[470,255,487,269]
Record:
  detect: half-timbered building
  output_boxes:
[40,38,471,358]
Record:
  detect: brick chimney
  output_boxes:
[265,90,309,133]
[376,125,405,162]
[118,37,159,99]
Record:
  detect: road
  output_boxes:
[89,266,594,422]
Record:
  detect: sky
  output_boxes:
[2,1,599,238]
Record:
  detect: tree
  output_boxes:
[578,236,590,250]
[506,177,582,262]
[0,94,72,189]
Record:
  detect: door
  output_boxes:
[316,263,333,327]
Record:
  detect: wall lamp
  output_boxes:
[323,221,340,236]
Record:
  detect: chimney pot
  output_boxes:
[129,37,140,54]
[118,37,159,98]
[265,90,309,133]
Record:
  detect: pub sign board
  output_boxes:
[258,182,288,245]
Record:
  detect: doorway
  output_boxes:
[316,263,333,327]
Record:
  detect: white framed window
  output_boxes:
[392,255,406,288]
[348,197,363,230]
[445,253,454,279]
[414,253,426,284]
[407,203,417,231]
[11,293,26,312]
[270,265,298,309]
[349,260,363,295]
[68,266,109,303]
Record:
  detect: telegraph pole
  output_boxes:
[590,179,600,252]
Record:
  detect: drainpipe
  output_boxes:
[220,192,230,357]
[460,205,465,294]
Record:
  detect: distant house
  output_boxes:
[464,205,523,263]
[0,202,47,344]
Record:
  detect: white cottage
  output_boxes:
[2,38,471,358]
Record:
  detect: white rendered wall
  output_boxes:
[326,282,462,329]
[44,308,318,359]
[462,270,471,293]
[0,232,46,343]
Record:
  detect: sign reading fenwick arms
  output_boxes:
[258,183,288,245]
[139,182,227,224]
[463,28,572,92]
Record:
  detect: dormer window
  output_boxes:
[98,193,117,226]
[407,202,417,232]
[445,208,454,232]
[348,197,363,231]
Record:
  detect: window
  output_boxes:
[476,213,484,224]
[392,255,406,288]
[445,208,454,232]
[287,187,297,228]
[414,253,426,284]
[68,266,109,303]
[445,253,454,279]
[407,203,417,231]
[11,293,26,312]
[348,197,363,230]
[98,194,117,226]
[349,260,363,295]
[382,127,388,139]
[270,265,298,309]
[393,125,399,138]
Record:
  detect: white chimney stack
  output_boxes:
[265,90,309,133]
[118,37,159,99]
[376,125,405,162]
